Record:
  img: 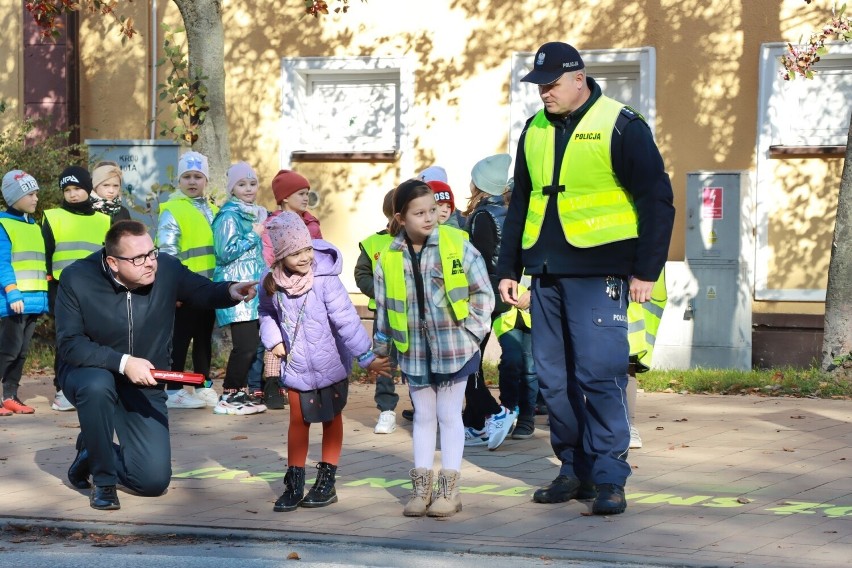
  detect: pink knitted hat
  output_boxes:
[266,211,312,262]
[226,161,258,194]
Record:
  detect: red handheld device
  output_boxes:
[151,370,205,385]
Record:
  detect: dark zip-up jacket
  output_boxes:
[497,77,675,282]
[55,250,238,373]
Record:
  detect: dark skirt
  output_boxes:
[295,380,349,423]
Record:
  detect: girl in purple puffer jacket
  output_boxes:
[258,212,389,514]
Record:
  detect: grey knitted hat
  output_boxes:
[2,170,39,207]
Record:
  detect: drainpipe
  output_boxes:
[149,0,158,139]
[67,9,80,145]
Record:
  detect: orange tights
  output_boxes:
[287,389,343,467]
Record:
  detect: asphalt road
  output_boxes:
[0,530,675,568]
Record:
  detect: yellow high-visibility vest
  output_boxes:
[0,218,48,292]
[43,209,110,279]
[627,269,667,372]
[492,273,532,337]
[523,95,639,249]
[159,197,218,278]
[360,232,394,310]
[381,226,469,353]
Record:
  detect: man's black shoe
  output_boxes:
[576,481,597,500]
[90,485,121,510]
[401,408,414,421]
[592,484,626,515]
[67,439,91,490]
[532,475,580,503]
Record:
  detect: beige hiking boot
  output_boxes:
[403,467,433,517]
[427,469,462,517]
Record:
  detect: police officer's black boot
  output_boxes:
[300,462,338,508]
[273,466,305,512]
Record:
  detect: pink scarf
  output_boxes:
[272,264,313,296]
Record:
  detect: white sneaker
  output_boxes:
[194,387,220,407]
[463,426,488,447]
[51,390,75,411]
[485,406,515,451]
[166,389,206,409]
[374,410,397,434]
[629,425,643,449]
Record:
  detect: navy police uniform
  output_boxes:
[497,73,674,495]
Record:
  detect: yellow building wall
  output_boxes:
[0,0,22,126]
[70,0,843,314]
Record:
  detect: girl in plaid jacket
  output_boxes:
[373,179,494,518]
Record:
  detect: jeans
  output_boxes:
[497,327,538,419]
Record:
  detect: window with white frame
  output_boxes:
[754,43,852,302]
[509,47,657,156]
[280,57,414,168]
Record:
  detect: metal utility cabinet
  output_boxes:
[655,171,753,370]
[86,139,180,230]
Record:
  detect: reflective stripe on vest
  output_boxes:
[492,273,532,338]
[43,209,110,279]
[0,218,48,292]
[627,269,667,372]
[360,232,394,310]
[523,96,639,249]
[160,198,218,278]
[380,226,470,353]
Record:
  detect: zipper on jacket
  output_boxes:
[126,291,133,355]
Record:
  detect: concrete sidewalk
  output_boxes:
[2,372,851,567]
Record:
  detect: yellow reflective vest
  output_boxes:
[0,218,48,292]
[492,272,532,337]
[159,197,218,278]
[360,231,394,311]
[381,225,469,353]
[523,95,639,249]
[43,209,110,279]
[627,268,667,372]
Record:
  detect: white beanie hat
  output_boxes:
[177,151,210,180]
[418,165,448,183]
[471,154,512,196]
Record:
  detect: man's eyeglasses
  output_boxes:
[112,248,160,266]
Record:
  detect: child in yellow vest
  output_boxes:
[42,166,111,411]
[0,170,48,415]
[353,188,410,434]
[373,179,495,518]
[157,151,219,409]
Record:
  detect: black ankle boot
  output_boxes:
[263,378,286,410]
[68,434,91,490]
[300,462,338,508]
[273,466,306,512]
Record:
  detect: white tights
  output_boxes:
[408,379,466,471]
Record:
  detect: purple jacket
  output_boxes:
[258,239,374,391]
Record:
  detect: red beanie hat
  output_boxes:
[427,180,455,213]
[271,169,310,203]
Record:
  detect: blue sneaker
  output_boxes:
[485,406,516,450]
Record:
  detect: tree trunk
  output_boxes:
[172,0,230,198]
[821,114,852,377]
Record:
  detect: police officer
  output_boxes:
[497,42,674,515]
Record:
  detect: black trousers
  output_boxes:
[461,332,501,430]
[61,367,171,493]
[170,305,215,379]
[0,313,38,400]
[223,320,260,390]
